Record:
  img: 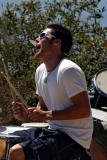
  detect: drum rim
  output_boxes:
[93,68,107,97]
[21,122,49,128]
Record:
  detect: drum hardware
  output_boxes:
[91,68,107,108]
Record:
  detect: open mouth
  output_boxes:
[36,44,41,52]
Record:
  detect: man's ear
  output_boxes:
[53,39,61,47]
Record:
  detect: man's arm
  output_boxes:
[50,91,91,120]
[36,96,48,111]
[28,91,91,121]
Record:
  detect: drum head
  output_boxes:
[0,126,30,135]
[0,134,20,138]
[93,68,107,96]
[21,122,49,128]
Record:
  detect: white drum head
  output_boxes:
[22,122,49,128]
[95,69,107,95]
[0,134,20,138]
[0,126,30,135]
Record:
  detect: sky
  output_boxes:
[0,0,107,27]
[98,0,107,27]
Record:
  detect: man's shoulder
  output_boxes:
[36,63,45,71]
[35,63,46,79]
[60,59,82,72]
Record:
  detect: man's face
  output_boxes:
[34,28,56,59]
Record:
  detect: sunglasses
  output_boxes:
[39,32,56,40]
[30,32,56,47]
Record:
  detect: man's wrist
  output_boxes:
[45,110,53,120]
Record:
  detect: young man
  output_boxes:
[8,24,93,160]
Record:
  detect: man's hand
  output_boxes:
[28,108,49,122]
[12,101,29,122]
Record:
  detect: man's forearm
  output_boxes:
[45,105,90,120]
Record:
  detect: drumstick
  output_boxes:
[29,40,36,47]
[1,71,29,108]
[2,58,16,102]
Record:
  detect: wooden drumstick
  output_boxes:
[2,58,16,102]
[1,71,29,108]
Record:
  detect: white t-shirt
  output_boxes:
[35,59,93,149]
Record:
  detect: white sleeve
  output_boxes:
[62,67,87,98]
[35,69,39,95]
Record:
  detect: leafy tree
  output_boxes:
[0,0,107,124]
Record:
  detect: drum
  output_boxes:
[92,68,107,108]
[93,68,107,96]
[21,122,49,128]
[0,134,20,160]
[0,138,8,160]
[0,124,49,159]
[0,126,30,160]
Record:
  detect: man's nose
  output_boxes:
[36,36,40,42]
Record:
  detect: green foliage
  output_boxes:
[0,0,107,124]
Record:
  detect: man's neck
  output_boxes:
[44,55,64,72]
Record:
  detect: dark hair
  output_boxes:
[47,23,73,55]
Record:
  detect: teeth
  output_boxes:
[30,40,36,47]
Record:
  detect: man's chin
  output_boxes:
[35,52,43,59]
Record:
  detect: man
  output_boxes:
[8,24,93,160]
